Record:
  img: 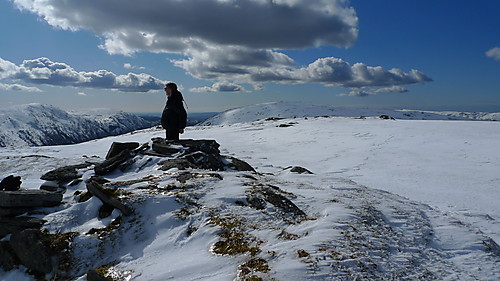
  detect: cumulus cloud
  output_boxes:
[10,0,432,92]
[124,63,146,70]
[0,57,164,92]
[338,85,409,97]
[0,83,43,92]
[12,0,358,53]
[191,81,248,93]
[486,47,500,61]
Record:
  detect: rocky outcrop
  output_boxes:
[0,175,21,191]
[0,190,62,208]
[86,181,132,217]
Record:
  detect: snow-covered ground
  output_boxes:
[1,103,499,280]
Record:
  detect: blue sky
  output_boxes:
[0,0,499,113]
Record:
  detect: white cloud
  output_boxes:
[190,81,247,93]
[10,0,432,92]
[77,92,87,96]
[0,57,165,92]
[124,63,145,70]
[338,85,409,97]
[13,0,358,53]
[486,47,500,61]
[0,82,43,92]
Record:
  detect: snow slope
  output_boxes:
[200,101,500,126]
[0,104,499,280]
[0,104,152,147]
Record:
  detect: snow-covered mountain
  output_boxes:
[0,104,153,147]
[199,101,500,126]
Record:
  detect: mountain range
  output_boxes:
[0,104,153,147]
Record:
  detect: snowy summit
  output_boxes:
[0,102,499,281]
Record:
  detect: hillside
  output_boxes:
[0,111,499,280]
[0,104,152,147]
[199,101,500,126]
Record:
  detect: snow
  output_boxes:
[1,102,500,280]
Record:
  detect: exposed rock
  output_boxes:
[183,151,226,171]
[286,166,314,174]
[0,175,22,191]
[379,115,396,120]
[86,269,111,281]
[247,184,306,221]
[88,176,111,185]
[151,139,184,156]
[40,163,93,182]
[176,172,223,184]
[9,229,53,274]
[105,142,140,159]
[98,203,115,219]
[176,139,221,155]
[225,156,256,172]
[86,181,132,216]
[40,181,60,192]
[158,158,197,171]
[0,216,46,238]
[0,241,18,271]
[0,207,33,217]
[0,190,63,208]
[94,149,134,176]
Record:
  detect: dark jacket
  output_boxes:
[161,90,187,131]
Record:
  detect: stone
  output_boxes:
[287,166,314,174]
[0,241,18,271]
[40,163,93,182]
[87,269,111,281]
[40,181,60,192]
[247,185,306,221]
[94,149,134,176]
[0,216,46,238]
[98,203,115,219]
[151,139,183,156]
[105,142,140,159]
[86,181,132,216]
[0,190,63,208]
[183,151,226,171]
[225,156,256,172]
[158,158,197,171]
[379,115,396,120]
[0,207,33,217]
[9,229,53,274]
[0,175,22,191]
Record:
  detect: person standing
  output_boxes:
[161,82,187,140]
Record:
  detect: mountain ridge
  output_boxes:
[0,103,153,147]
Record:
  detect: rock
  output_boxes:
[0,216,46,238]
[158,158,197,171]
[176,139,221,155]
[40,181,60,192]
[105,142,140,159]
[86,269,111,281]
[9,229,53,274]
[247,185,306,221]
[0,175,22,191]
[151,138,184,156]
[176,172,223,184]
[94,149,134,176]
[0,207,33,217]
[183,151,226,171]
[287,166,314,174]
[225,156,255,172]
[98,203,115,219]
[0,190,63,208]
[86,181,132,216]
[379,115,396,120]
[40,163,93,182]
[0,241,18,271]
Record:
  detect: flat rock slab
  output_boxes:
[0,190,63,208]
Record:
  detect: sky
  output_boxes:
[0,0,499,113]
